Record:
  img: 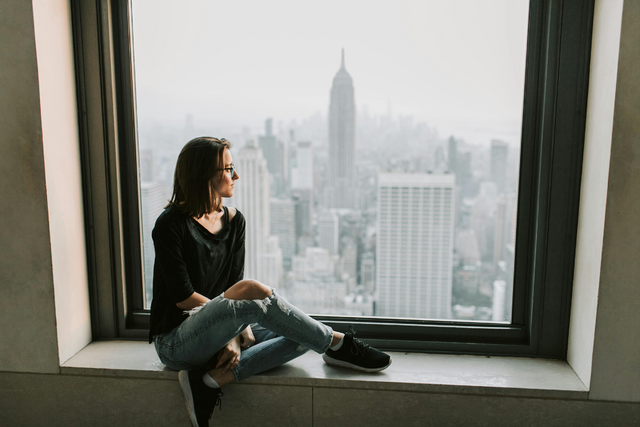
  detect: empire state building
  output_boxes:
[328,49,356,209]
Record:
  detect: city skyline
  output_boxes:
[138,47,521,321]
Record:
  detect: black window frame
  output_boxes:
[72,0,594,358]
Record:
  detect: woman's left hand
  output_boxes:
[216,336,241,374]
[239,325,255,350]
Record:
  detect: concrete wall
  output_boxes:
[568,0,640,402]
[0,0,91,372]
[589,0,640,402]
[0,0,60,374]
[1,371,639,427]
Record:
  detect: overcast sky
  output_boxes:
[131,0,529,140]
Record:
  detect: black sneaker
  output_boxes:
[322,326,392,372]
[178,369,223,427]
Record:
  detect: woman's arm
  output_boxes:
[153,219,196,304]
[176,292,210,310]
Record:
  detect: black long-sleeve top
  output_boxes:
[148,205,245,342]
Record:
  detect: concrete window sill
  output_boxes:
[61,341,587,400]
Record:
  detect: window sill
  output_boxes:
[61,341,587,400]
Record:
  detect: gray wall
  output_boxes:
[589,0,640,402]
[0,0,60,374]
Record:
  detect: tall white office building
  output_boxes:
[233,142,270,281]
[328,49,356,208]
[319,210,339,255]
[376,173,455,319]
[260,236,283,288]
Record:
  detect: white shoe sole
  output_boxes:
[178,370,199,427]
[322,353,392,372]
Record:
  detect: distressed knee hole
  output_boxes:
[276,298,291,315]
[253,296,272,314]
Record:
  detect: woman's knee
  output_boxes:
[225,280,272,300]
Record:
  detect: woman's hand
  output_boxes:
[239,325,255,350]
[215,336,241,374]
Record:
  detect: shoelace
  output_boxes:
[346,326,371,357]
[207,391,224,420]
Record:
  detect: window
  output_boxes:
[73,0,594,357]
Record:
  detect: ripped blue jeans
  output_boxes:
[153,289,334,382]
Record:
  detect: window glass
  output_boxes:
[132,0,528,323]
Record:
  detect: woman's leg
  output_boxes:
[224,280,344,346]
[204,325,309,385]
[161,280,335,372]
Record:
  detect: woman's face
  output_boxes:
[215,148,238,199]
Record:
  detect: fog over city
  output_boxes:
[133,0,529,321]
[132,0,528,141]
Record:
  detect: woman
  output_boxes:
[150,137,391,427]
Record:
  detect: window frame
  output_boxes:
[73,0,594,357]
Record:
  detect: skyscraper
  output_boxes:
[328,49,356,209]
[258,118,285,196]
[233,141,270,281]
[491,139,508,194]
[291,140,314,245]
[493,195,509,266]
[447,136,457,174]
[292,190,313,246]
[341,235,358,290]
[261,235,283,288]
[360,252,375,295]
[318,210,339,255]
[376,173,456,319]
[270,197,296,271]
[291,141,313,190]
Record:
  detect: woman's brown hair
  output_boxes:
[166,137,231,218]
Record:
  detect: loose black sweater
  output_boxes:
[148,205,246,342]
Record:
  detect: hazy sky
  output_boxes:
[132,0,529,138]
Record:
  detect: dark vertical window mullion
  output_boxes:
[71,0,125,339]
[511,0,545,330]
[528,0,565,356]
[538,0,594,358]
[111,0,145,330]
[70,0,101,339]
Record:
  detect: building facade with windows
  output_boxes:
[376,173,455,319]
[232,142,271,281]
